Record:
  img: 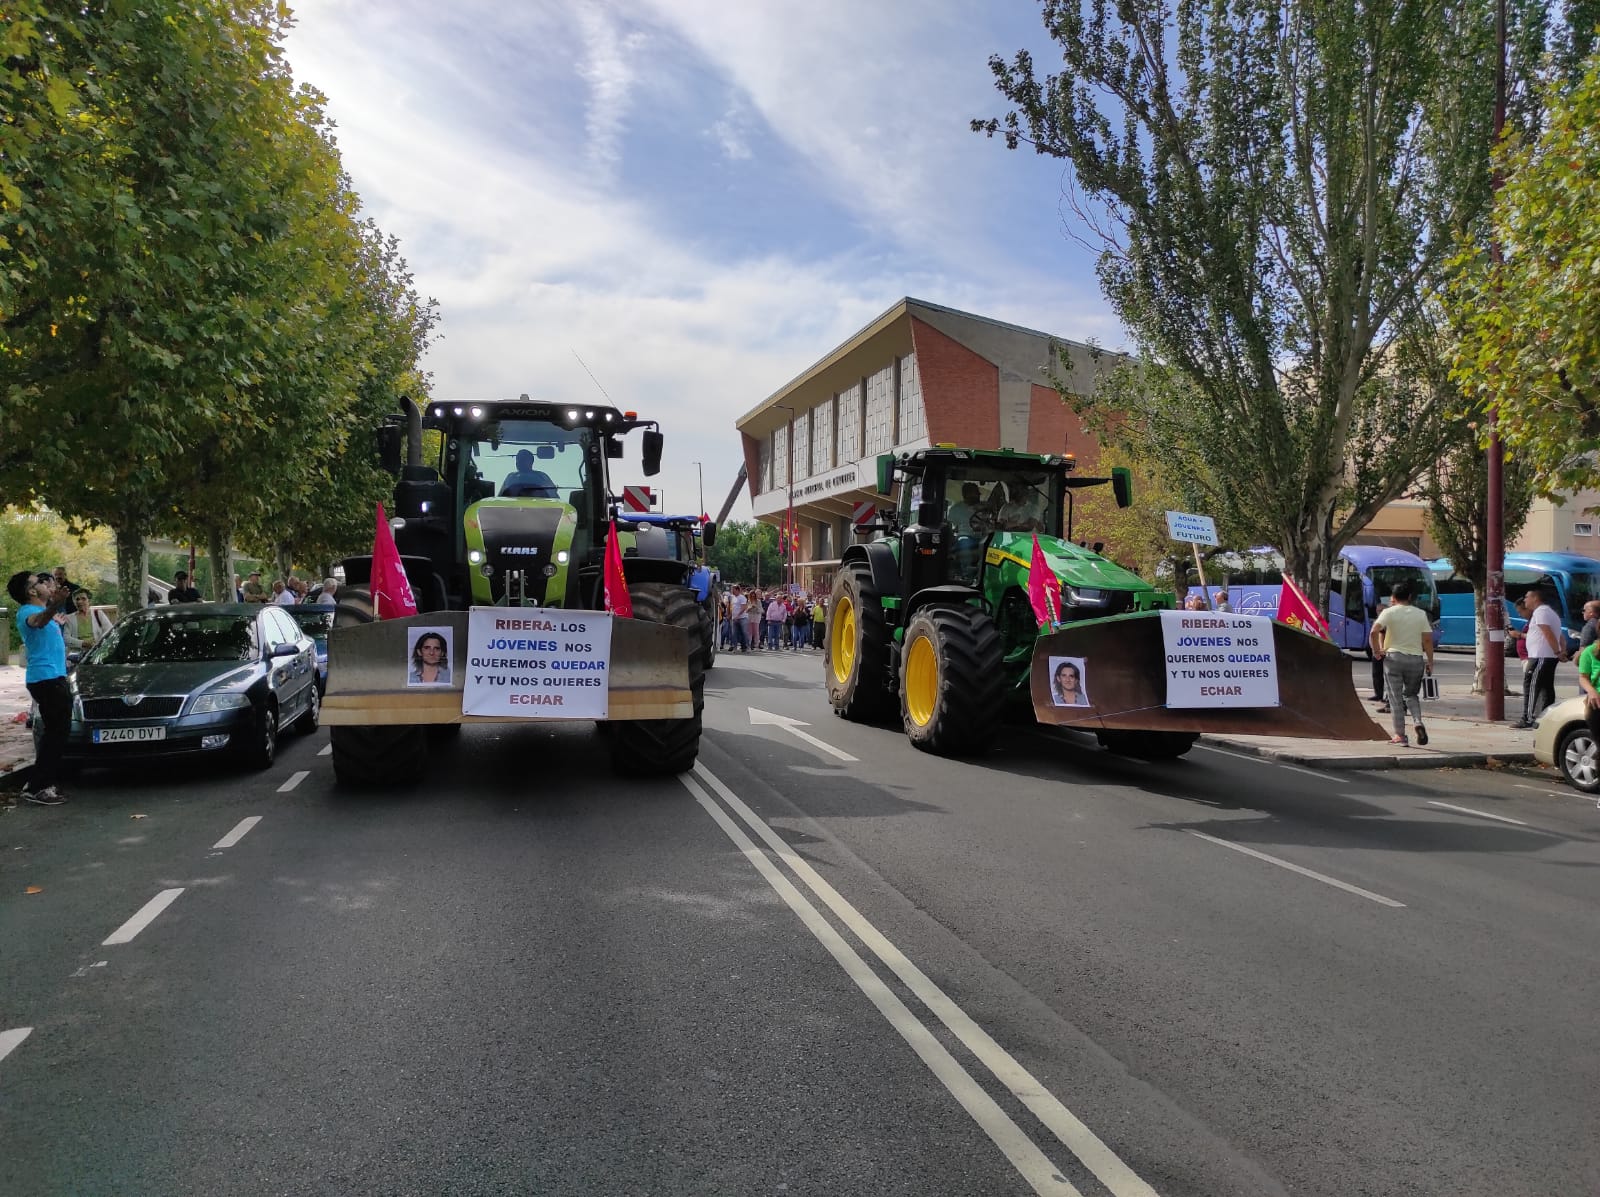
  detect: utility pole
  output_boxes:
[692,461,705,522]
[1484,0,1507,720]
[775,404,798,589]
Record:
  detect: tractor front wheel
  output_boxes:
[900,605,1004,756]
[611,582,706,775]
[826,563,895,723]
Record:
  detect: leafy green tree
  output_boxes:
[1452,54,1600,493]
[976,0,1538,606]
[706,520,782,587]
[0,1,433,613]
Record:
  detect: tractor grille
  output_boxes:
[83,696,185,721]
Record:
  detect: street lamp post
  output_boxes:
[775,405,798,588]
[691,461,705,522]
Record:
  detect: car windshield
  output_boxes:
[87,611,259,665]
[466,420,593,501]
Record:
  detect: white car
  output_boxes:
[1532,695,1598,793]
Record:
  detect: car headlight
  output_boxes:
[190,693,251,714]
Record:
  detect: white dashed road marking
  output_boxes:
[213,816,263,848]
[1189,831,1405,907]
[318,744,331,756]
[1192,742,1350,783]
[0,1027,32,1067]
[277,771,309,793]
[1425,801,1528,827]
[102,888,185,946]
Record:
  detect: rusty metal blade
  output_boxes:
[323,611,692,725]
[1030,612,1386,741]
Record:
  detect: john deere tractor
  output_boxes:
[826,447,1380,759]
[322,397,707,785]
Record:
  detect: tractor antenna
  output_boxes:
[571,350,614,404]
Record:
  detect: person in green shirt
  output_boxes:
[1370,581,1434,746]
[1576,641,1600,748]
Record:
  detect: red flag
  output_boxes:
[604,519,633,618]
[371,502,418,619]
[1277,572,1331,639]
[1027,534,1064,628]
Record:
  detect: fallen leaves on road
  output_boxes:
[24,885,42,894]
[129,813,146,820]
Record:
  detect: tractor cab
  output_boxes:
[379,397,663,610]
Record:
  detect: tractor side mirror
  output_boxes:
[875,454,895,495]
[1111,466,1133,509]
[641,430,664,477]
[376,425,403,475]
[702,522,717,549]
[606,438,625,458]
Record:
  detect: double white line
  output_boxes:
[683,762,1158,1197]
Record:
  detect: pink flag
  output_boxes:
[1027,533,1064,628]
[371,502,417,619]
[604,519,634,618]
[1277,572,1330,640]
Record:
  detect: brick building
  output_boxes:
[735,298,1123,591]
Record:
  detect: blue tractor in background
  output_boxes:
[614,513,720,666]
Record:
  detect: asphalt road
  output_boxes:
[2,646,1596,1196]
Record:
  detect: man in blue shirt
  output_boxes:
[7,570,73,805]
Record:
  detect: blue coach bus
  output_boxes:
[1203,545,1440,652]
[1430,552,1598,652]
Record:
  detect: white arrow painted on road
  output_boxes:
[747,707,858,762]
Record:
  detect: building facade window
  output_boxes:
[813,397,834,474]
[791,408,811,482]
[864,364,895,456]
[773,424,788,489]
[758,435,773,495]
[896,352,925,445]
[836,383,862,463]
[1575,522,1595,537]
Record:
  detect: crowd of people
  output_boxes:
[719,584,825,653]
[157,568,339,607]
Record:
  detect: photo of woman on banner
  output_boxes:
[1049,656,1089,706]
[407,628,453,686]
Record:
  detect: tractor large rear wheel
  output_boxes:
[611,582,706,775]
[328,586,430,788]
[826,563,895,723]
[900,605,1004,756]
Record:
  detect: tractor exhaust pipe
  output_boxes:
[403,396,423,469]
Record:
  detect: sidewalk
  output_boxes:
[1203,677,1542,771]
[1,663,33,780]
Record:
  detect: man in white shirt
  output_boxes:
[316,579,339,607]
[729,586,750,652]
[1515,587,1568,727]
[273,580,297,606]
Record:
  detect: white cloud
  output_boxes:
[281,0,1121,524]
[574,1,647,176]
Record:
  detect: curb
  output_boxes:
[1198,737,1537,772]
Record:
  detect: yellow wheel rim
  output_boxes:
[904,633,938,727]
[831,595,857,685]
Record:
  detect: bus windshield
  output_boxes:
[1370,565,1439,617]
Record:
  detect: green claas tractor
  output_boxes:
[826,447,1381,759]
[322,397,707,785]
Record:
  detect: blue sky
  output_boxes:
[282,0,1121,521]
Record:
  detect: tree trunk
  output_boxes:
[114,525,147,617]
[276,542,292,582]
[207,526,230,602]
